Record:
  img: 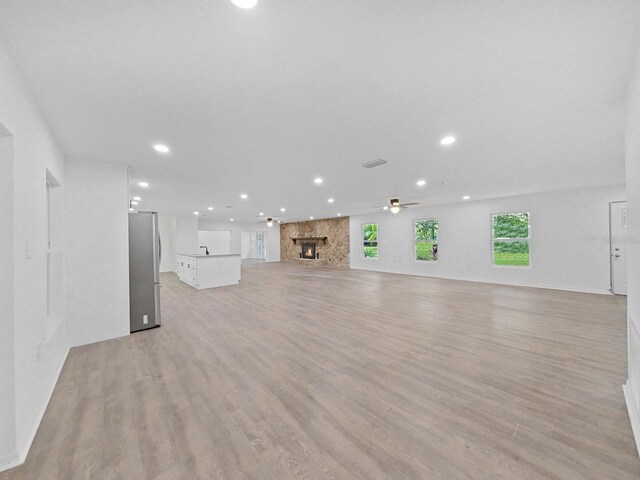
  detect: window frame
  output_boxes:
[361,222,379,260]
[491,211,531,268]
[413,218,439,263]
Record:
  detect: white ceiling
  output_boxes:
[1,0,639,223]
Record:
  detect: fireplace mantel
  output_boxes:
[290,236,328,245]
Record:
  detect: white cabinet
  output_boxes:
[176,254,241,290]
[176,255,199,287]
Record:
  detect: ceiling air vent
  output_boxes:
[362,159,387,169]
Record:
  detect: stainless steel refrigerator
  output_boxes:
[129,211,161,332]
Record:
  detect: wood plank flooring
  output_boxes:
[2,262,638,479]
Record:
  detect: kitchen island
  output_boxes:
[176,253,241,289]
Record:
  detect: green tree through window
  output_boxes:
[492,213,529,266]
[363,223,378,258]
[415,219,438,261]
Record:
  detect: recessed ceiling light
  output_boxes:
[463,195,471,200]
[129,208,134,212]
[208,207,214,211]
[416,180,426,186]
[131,201,139,205]
[240,194,248,199]
[309,216,314,220]
[230,218,234,222]
[230,0,258,8]
[337,213,342,216]
[280,207,286,212]
[440,136,456,146]
[328,198,334,203]
[138,182,149,188]
[153,144,170,153]
[133,196,141,201]
[383,206,389,210]
[278,220,281,224]
[259,212,264,216]
[314,177,323,185]
[194,211,199,215]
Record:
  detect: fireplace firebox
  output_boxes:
[301,242,318,260]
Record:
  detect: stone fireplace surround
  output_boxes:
[279,217,350,267]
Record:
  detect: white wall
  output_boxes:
[351,184,624,293]
[241,231,252,259]
[0,131,16,466]
[175,215,199,255]
[198,219,281,262]
[65,157,130,346]
[198,230,231,255]
[158,215,176,272]
[624,44,640,455]
[0,40,69,470]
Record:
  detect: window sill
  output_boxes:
[492,264,531,269]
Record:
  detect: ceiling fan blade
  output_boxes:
[400,202,420,207]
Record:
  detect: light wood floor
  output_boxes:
[2,262,639,479]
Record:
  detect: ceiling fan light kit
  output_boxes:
[379,198,420,214]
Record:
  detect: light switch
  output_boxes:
[25,239,33,259]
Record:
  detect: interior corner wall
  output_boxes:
[198,219,281,262]
[624,43,640,456]
[350,184,624,294]
[65,157,130,347]
[0,39,69,471]
[158,215,176,272]
[0,133,16,467]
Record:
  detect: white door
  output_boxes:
[610,201,628,295]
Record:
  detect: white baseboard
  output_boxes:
[0,347,70,473]
[0,451,21,473]
[349,265,613,295]
[623,382,640,457]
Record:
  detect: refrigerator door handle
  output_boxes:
[158,234,162,264]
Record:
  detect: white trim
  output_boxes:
[0,451,20,473]
[623,382,640,457]
[609,201,628,295]
[0,347,70,473]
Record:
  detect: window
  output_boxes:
[492,212,530,266]
[362,223,378,258]
[415,219,438,261]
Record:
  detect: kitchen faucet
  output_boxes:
[200,245,210,255]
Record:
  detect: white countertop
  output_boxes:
[178,253,241,258]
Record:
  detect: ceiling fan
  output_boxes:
[374,198,420,214]
[253,215,281,227]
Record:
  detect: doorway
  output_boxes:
[241,231,268,261]
[610,201,628,295]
